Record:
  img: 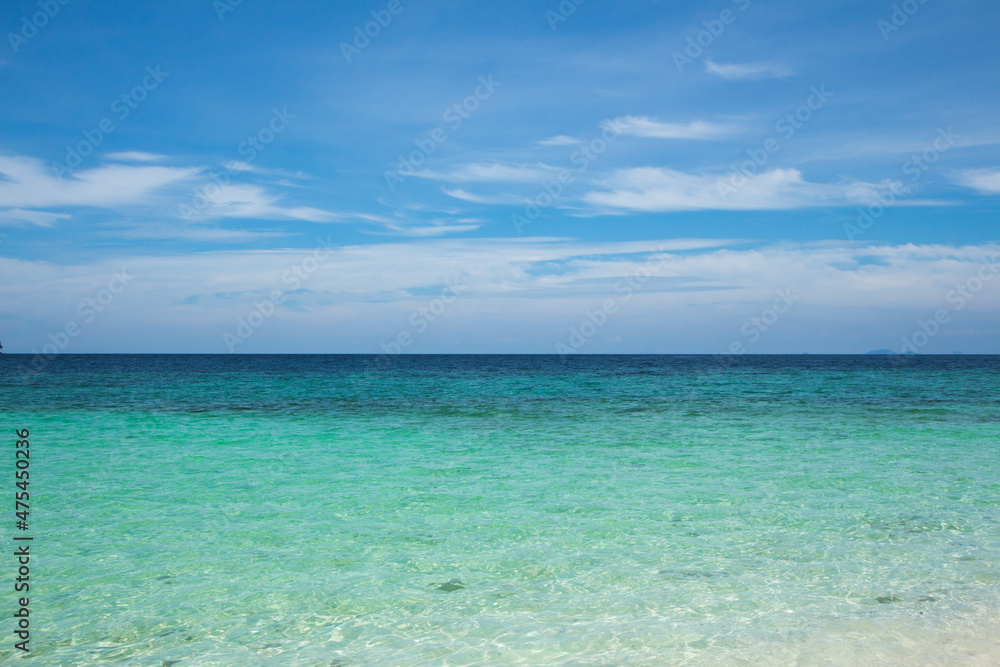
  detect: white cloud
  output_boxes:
[705,60,793,81]
[0,238,738,315]
[330,212,399,225]
[104,151,167,162]
[0,152,343,227]
[605,116,737,140]
[418,163,555,183]
[102,223,290,243]
[953,168,1000,195]
[0,208,71,227]
[373,222,483,237]
[181,184,340,222]
[583,167,937,212]
[0,154,198,210]
[441,188,521,205]
[224,160,255,173]
[537,135,580,146]
[2,240,998,353]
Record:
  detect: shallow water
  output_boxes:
[2,355,999,665]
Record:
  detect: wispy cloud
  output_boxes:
[224,160,255,173]
[705,59,793,81]
[0,154,198,211]
[953,168,1000,195]
[329,211,399,225]
[373,221,484,237]
[105,151,167,162]
[417,163,556,183]
[584,167,937,212]
[4,241,998,352]
[441,188,523,205]
[178,184,339,223]
[605,116,737,140]
[103,223,290,243]
[537,135,580,146]
[0,152,344,228]
[0,208,71,227]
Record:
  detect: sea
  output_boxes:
[2,354,999,666]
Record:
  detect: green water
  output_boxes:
[3,355,999,665]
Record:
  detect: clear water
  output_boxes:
[2,355,999,665]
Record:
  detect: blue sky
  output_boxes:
[1,0,999,353]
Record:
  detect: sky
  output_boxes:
[1,0,999,354]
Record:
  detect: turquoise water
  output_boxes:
[3,355,1000,665]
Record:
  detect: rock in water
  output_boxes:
[435,579,465,592]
